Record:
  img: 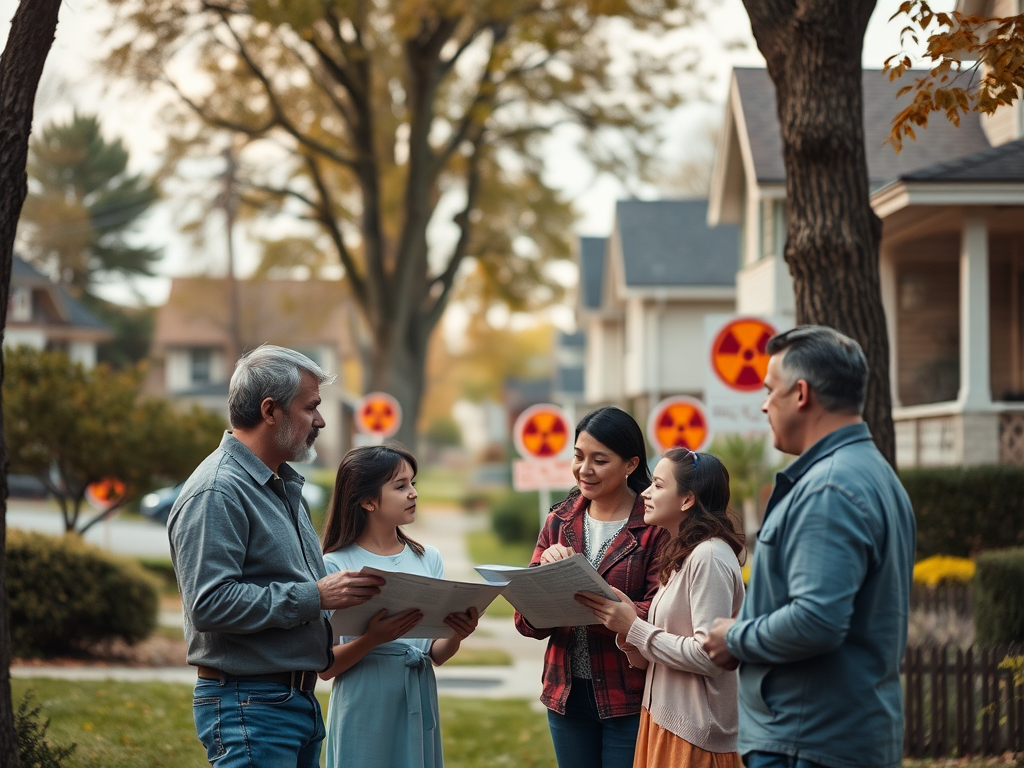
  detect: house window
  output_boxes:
[191,349,212,384]
[760,199,787,259]
[8,286,31,322]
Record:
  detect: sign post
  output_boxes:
[511,404,574,527]
[354,392,402,445]
[86,477,127,550]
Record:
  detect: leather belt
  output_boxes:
[197,665,317,692]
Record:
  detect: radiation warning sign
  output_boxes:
[513,404,571,460]
[704,314,790,434]
[85,477,127,512]
[711,317,777,392]
[646,396,711,453]
[355,392,402,438]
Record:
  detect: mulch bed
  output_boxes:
[11,633,188,668]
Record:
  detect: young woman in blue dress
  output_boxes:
[319,444,479,768]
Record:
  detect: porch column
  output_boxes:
[879,245,900,407]
[958,214,992,409]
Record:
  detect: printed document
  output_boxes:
[329,567,507,639]
[475,553,619,629]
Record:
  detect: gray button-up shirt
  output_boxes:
[168,432,331,675]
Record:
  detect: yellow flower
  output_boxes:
[912,555,975,587]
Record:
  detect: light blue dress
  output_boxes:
[323,543,445,768]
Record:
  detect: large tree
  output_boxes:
[102,0,698,446]
[18,112,160,300]
[0,0,65,762]
[740,0,895,464]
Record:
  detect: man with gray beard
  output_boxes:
[169,345,385,768]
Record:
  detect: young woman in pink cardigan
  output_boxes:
[577,448,745,768]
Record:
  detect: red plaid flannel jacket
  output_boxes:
[514,489,670,719]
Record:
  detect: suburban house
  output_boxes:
[146,275,362,467]
[576,199,740,417]
[708,66,1024,467]
[5,255,111,368]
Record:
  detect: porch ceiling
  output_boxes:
[880,204,1024,244]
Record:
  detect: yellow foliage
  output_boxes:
[912,554,975,587]
[885,0,1024,151]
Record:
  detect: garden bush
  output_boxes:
[899,465,1024,558]
[490,491,544,545]
[973,547,1024,643]
[6,529,160,656]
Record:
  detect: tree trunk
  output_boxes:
[0,1,64,764]
[742,0,896,466]
[366,318,431,450]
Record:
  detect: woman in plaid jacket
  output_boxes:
[514,406,670,768]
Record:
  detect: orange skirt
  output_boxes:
[632,707,742,768]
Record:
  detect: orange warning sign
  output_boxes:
[646,396,711,453]
[513,404,572,460]
[710,317,776,392]
[355,392,402,437]
[85,477,127,511]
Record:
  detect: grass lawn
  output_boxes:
[413,464,472,506]
[11,678,554,768]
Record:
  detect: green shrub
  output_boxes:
[15,690,76,767]
[489,489,569,544]
[899,466,1024,558]
[974,547,1024,644]
[6,529,160,656]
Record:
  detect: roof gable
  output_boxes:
[615,199,738,287]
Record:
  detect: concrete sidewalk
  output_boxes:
[14,505,548,703]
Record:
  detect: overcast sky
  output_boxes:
[1,0,952,311]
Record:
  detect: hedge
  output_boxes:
[974,547,1024,643]
[6,529,160,656]
[899,465,1024,558]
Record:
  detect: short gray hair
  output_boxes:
[766,325,868,415]
[228,345,336,429]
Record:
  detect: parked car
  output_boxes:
[141,480,324,524]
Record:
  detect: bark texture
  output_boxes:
[742,0,896,466]
[0,0,64,763]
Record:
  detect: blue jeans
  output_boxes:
[744,752,828,768]
[193,679,325,767]
[547,677,640,768]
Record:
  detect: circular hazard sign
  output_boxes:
[646,396,711,453]
[710,317,777,392]
[355,392,402,437]
[513,404,572,460]
[86,477,127,511]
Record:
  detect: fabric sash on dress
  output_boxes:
[367,642,438,731]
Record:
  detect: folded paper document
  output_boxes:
[475,553,619,629]
[329,567,507,639]
[328,553,617,639]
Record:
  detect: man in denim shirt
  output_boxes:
[169,345,385,767]
[704,326,916,768]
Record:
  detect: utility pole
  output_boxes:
[220,146,242,365]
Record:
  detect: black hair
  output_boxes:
[575,406,652,494]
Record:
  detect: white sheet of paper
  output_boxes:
[328,566,507,639]
[475,553,619,629]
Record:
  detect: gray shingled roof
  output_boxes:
[898,138,1024,182]
[734,68,992,188]
[578,236,606,310]
[616,199,738,287]
[12,255,109,330]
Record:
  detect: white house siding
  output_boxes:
[583,319,624,404]
[655,302,736,396]
[69,342,97,369]
[4,328,46,350]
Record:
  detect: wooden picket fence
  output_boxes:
[910,582,973,617]
[903,643,1024,758]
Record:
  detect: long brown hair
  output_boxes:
[655,448,745,584]
[321,444,425,556]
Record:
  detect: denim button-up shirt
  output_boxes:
[726,423,916,768]
[168,433,331,675]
